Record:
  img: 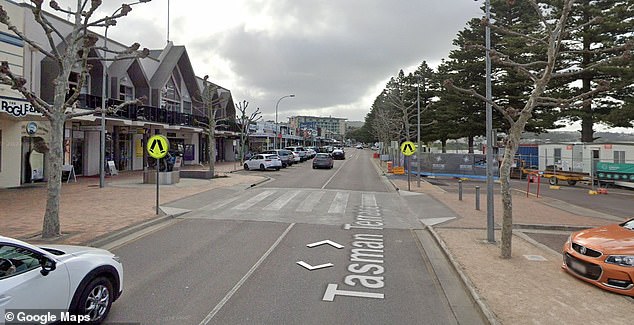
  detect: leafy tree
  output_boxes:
[446,0,631,259]
[0,0,150,238]
[556,0,634,141]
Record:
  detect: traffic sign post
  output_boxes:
[400,141,417,191]
[147,135,169,215]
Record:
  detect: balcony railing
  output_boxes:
[73,94,209,128]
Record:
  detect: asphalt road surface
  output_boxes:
[106,149,485,324]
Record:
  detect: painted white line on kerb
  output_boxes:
[199,223,295,325]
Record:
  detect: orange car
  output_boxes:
[562,218,634,296]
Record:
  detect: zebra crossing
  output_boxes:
[181,187,427,229]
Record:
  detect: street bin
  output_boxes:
[387,161,393,173]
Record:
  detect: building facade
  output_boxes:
[0,0,237,188]
[288,115,347,143]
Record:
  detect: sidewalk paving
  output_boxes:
[385,170,633,324]
[0,162,263,245]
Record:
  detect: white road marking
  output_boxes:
[328,192,350,214]
[263,190,301,211]
[307,240,344,249]
[362,193,377,207]
[199,223,295,325]
[232,190,275,210]
[296,191,325,212]
[296,261,334,271]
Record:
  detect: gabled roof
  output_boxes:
[147,44,199,101]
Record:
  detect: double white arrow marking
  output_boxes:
[297,240,344,271]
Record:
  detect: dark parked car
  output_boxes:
[262,149,294,167]
[313,153,334,169]
[332,149,345,160]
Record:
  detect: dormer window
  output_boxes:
[160,76,181,112]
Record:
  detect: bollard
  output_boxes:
[475,186,481,211]
[458,180,463,201]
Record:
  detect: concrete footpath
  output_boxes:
[381,166,633,324]
[0,162,263,245]
[1,160,632,324]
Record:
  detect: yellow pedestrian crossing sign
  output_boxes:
[400,141,416,156]
[147,135,169,159]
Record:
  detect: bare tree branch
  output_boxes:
[444,78,515,125]
[1,61,53,117]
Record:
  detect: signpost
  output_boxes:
[147,135,169,215]
[400,141,417,191]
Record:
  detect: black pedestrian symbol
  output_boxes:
[149,139,166,154]
[404,144,413,152]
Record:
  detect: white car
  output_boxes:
[291,151,301,163]
[0,235,123,323]
[243,153,282,171]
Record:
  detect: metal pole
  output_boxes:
[100,26,109,188]
[485,0,495,243]
[407,155,411,191]
[459,180,463,201]
[167,0,170,43]
[476,186,481,211]
[417,75,421,188]
[274,94,295,150]
[156,158,159,215]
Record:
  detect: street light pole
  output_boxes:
[485,0,495,243]
[275,94,295,149]
[417,74,422,188]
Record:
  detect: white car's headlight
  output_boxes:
[605,255,634,267]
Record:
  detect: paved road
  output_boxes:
[106,150,485,324]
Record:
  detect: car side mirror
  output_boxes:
[40,257,56,276]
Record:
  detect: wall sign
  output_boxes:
[1,96,40,117]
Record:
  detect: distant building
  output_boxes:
[288,115,347,142]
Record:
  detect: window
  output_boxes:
[0,130,2,172]
[554,148,562,164]
[119,85,134,101]
[68,72,90,95]
[160,77,181,112]
[614,151,625,164]
[183,101,192,114]
[0,244,42,279]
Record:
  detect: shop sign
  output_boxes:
[1,96,41,117]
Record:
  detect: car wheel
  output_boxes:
[244,163,249,170]
[549,177,558,185]
[74,276,114,323]
[313,166,316,169]
[275,167,280,171]
[260,164,265,171]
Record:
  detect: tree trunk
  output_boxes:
[468,136,474,153]
[499,132,519,259]
[42,79,68,238]
[207,129,216,177]
[441,139,447,153]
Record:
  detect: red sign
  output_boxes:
[604,144,612,149]
[277,133,282,139]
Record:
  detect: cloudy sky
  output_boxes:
[52,0,482,122]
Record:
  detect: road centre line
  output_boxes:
[321,153,352,189]
[199,223,296,325]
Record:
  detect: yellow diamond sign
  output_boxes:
[147,135,169,159]
[400,141,416,156]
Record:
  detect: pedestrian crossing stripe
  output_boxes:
[228,190,369,214]
[147,135,170,159]
[400,141,416,156]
